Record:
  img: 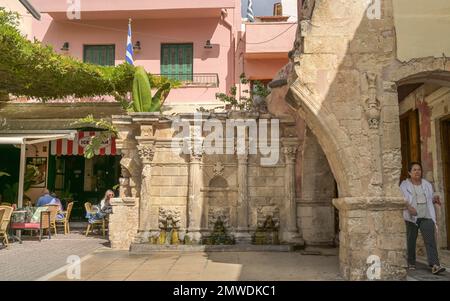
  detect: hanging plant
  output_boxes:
[72,115,118,159]
[0,8,178,103]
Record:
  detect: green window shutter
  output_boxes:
[83,45,115,66]
[161,44,193,81]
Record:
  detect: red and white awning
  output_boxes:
[50,131,119,156]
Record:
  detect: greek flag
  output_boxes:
[126,19,134,65]
[246,0,255,22]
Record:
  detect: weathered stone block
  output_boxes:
[152,176,172,186]
[162,166,179,176]
[376,233,406,251]
[172,176,188,186]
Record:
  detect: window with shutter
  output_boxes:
[161,44,193,81]
[83,45,115,66]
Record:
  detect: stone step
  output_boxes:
[130,243,294,254]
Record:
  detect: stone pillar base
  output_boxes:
[185,230,202,244]
[109,197,139,250]
[234,230,252,244]
[333,197,408,280]
[133,231,150,244]
[281,231,305,246]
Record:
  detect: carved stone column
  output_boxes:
[111,115,140,248]
[137,143,155,233]
[235,149,251,244]
[186,148,204,243]
[282,139,304,244]
[363,72,383,196]
[113,117,141,198]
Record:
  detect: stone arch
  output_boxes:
[288,80,362,198]
[208,175,229,188]
[389,57,450,84]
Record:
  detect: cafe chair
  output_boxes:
[56,202,73,235]
[0,206,13,247]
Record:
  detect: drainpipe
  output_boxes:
[221,9,236,91]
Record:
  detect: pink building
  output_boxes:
[29,0,297,110]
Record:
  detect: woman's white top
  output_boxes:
[400,178,436,224]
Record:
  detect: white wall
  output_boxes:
[393,0,450,61]
[281,0,298,21]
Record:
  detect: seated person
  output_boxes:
[36,189,54,207]
[49,193,65,220]
[86,190,114,224]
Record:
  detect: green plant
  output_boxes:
[0,9,177,103]
[252,81,270,98]
[129,66,171,112]
[0,171,10,177]
[0,8,134,100]
[216,73,269,111]
[72,114,119,159]
[1,165,39,203]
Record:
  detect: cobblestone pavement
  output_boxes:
[0,232,107,281]
[49,248,343,281]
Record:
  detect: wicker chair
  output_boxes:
[46,204,59,235]
[84,202,106,237]
[0,206,13,247]
[55,202,73,235]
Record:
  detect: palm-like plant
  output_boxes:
[130,66,171,112]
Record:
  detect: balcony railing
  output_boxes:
[157,73,219,88]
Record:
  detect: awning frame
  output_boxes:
[0,130,77,208]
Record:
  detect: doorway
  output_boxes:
[441,117,450,249]
[400,109,421,182]
[48,155,121,220]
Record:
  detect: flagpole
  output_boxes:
[126,17,134,65]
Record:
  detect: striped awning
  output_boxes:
[50,131,119,156]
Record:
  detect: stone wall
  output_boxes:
[299,128,336,245]
[110,112,305,248]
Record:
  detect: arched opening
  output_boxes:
[299,127,338,246]
[396,69,450,250]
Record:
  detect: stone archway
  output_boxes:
[285,0,409,280]
[287,81,362,198]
